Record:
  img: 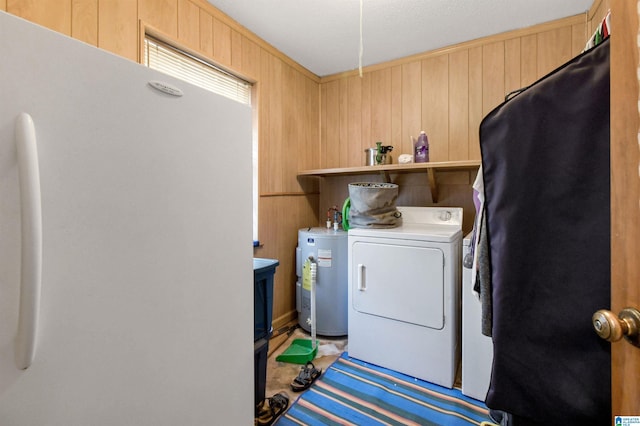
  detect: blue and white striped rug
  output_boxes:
[275,352,493,426]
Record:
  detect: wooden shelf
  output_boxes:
[297,160,481,202]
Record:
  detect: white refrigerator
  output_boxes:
[0,11,254,425]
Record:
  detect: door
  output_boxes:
[351,240,445,329]
[610,0,640,416]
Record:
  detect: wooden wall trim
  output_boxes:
[321,14,586,82]
[588,0,608,20]
[271,310,297,336]
[587,0,611,37]
[260,192,317,197]
[190,0,320,82]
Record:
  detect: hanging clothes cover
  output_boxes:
[479,39,611,425]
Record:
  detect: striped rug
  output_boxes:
[275,353,494,426]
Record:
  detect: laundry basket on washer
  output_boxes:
[344,182,401,229]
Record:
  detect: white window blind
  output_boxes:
[143,36,251,105]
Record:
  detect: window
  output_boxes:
[143,35,258,243]
[143,36,251,105]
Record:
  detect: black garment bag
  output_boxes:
[479,38,611,425]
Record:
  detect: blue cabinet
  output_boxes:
[253,258,278,407]
[253,258,278,341]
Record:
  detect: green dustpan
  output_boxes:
[278,258,319,364]
[275,338,318,364]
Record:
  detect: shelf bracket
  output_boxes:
[427,169,439,203]
[379,170,391,183]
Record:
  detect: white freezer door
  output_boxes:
[351,240,445,329]
[0,11,253,426]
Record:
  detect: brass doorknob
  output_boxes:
[592,307,640,347]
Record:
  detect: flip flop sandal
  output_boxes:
[290,361,322,392]
[255,392,289,426]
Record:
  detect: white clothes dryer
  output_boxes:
[348,206,463,388]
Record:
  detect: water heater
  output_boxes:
[296,227,348,336]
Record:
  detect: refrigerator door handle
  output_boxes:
[15,112,43,370]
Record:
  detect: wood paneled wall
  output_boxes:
[316,3,609,255]
[2,0,610,331]
[590,0,611,36]
[319,14,592,169]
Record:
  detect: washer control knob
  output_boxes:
[439,210,452,221]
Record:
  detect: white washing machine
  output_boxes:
[461,234,494,401]
[348,206,463,388]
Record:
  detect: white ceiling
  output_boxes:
[206,0,594,77]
